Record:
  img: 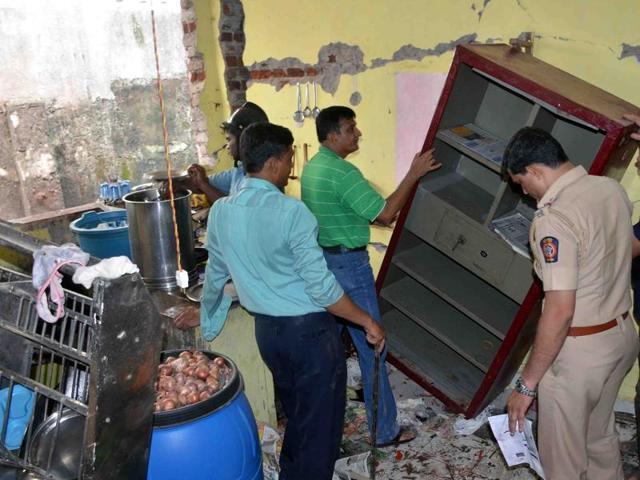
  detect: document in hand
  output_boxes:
[488,414,545,479]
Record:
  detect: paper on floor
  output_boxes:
[333,452,371,480]
[488,414,545,479]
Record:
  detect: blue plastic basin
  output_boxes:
[70,210,131,259]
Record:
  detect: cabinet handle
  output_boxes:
[480,250,488,258]
[452,234,466,251]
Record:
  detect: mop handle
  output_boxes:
[370,347,380,480]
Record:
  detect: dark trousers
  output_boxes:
[633,222,640,460]
[254,311,346,480]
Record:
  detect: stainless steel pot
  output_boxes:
[28,409,84,480]
[123,188,197,291]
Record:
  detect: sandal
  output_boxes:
[375,426,417,448]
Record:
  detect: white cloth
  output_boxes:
[72,256,139,289]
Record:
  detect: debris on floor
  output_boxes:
[260,360,639,480]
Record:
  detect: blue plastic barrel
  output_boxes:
[69,210,131,259]
[148,351,263,480]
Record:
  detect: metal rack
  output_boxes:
[0,221,164,479]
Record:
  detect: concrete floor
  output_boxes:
[261,361,640,479]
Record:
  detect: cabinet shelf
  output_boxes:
[436,124,506,174]
[381,276,500,372]
[420,172,495,224]
[383,309,484,406]
[393,242,518,339]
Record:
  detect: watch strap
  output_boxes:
[515,376,537,398]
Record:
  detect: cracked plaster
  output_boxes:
[249,34,478,95]
[621,43,640,63]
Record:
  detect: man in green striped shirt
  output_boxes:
[301,105,440,446]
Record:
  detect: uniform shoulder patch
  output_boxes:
[540,236,559,263]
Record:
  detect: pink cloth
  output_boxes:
[32,244,90,324]
[35,259,84,323]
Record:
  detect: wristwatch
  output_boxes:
[514,377,537,398]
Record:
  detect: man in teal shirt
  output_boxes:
[301,106,440,446]
[176,122,385,480]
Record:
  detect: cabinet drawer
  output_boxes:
[434,210,514,285]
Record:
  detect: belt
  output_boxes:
[567,312,628,337]
[322,245,367,254]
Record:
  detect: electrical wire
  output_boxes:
[150,9,184,285]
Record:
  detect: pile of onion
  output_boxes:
[154,350,230,412]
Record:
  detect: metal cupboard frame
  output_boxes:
[377,43,640,418]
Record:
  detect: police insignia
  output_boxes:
[540,236,559,263]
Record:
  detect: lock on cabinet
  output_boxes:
[377,43,640,417]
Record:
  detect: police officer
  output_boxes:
[504,127,638,479]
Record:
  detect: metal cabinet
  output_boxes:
[377,44,640,417]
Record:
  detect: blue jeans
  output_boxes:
[254,312,346,480]
[323,250,399,444]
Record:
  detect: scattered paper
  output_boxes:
[453,404,492,435]
[488,414,545,479]
[490,211,532,259]
[333,452,371,480]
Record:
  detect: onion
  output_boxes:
[187,391,200,404]
[206,376,219,390]
[173,373,186,386]
[158,376,176,391]
[165,391,179,404]
[170,357,187,373]
[195,367,209,380]
[155,350,229,412]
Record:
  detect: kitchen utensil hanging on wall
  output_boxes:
[293,83,304,125]
[303,83,312,118]
[312,81,321,118]
[289,145,298,179]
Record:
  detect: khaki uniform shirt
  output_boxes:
[530,165,633,327]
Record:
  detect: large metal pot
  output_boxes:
[123,189,197,291]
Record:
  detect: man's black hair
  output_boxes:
[316,106,356,142]
[503,127,569,175]
[240,122,294,174]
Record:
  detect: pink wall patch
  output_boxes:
[395,73,446,184]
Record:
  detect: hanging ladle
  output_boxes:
[312,81,321,118]
[303,83,312,118]
[293,83,305,124]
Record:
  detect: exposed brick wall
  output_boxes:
[218,0,250,110]
[180,0,212,165]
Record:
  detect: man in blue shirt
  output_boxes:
[185,102,268,203]
[175,122,385,480]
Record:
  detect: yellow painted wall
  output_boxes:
[196,0,640,402]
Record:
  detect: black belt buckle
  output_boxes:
[322,245,367,254]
